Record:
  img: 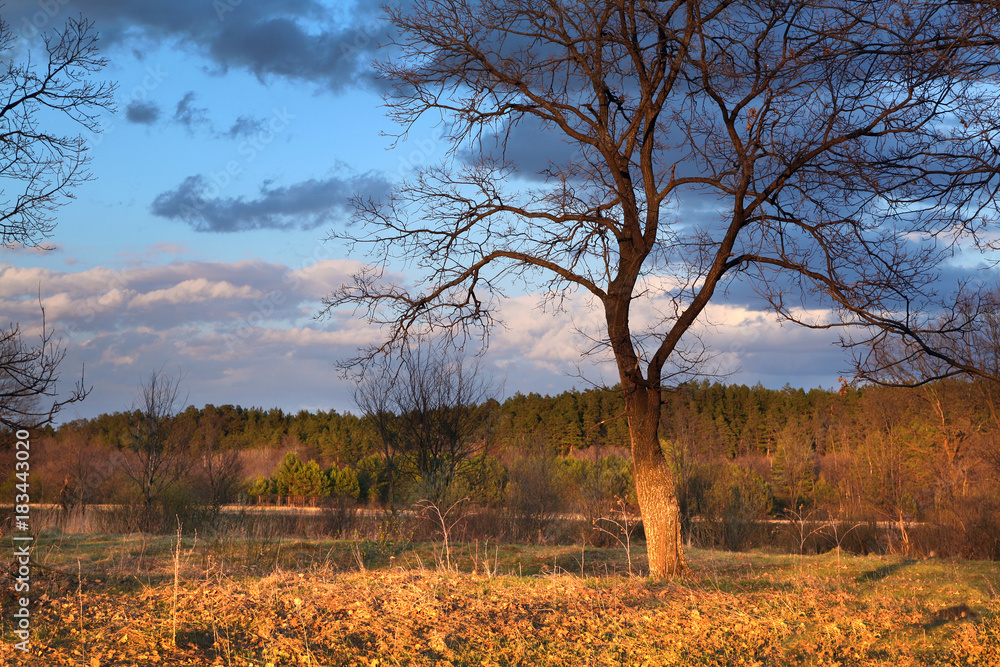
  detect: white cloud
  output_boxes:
[1,254,849,422]
[129,278,264,308]
[256,324,380,349]
[479,288,843,390]
[284,259,371,298]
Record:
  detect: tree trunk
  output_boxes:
[625,384,685,577]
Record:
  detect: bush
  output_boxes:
[100,482,211,534]
[690,462,773,551]
[504,452,567,542]
[562,455,635,516]
[447,454,508,506]
[356,454,414,506]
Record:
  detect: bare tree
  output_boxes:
[118,370,188,530]
[189,407,245,512]
[355,340,496,506]
[930,289,1000,480]
[0,16,114,247]
[354,364,408,510]
[396,343,495,503]
[1,306,88,431]
[0,16,114,430]
[323,0,1000,576]
[47,428,114,515]
[858,296,995,511]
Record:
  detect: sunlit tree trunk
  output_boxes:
[623,381,685,577]
[608,264,688,576]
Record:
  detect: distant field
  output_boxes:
[2,534,998,666]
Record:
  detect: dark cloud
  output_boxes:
[459,115,585,181]
[174,92,212,132]
[157,95,273,139]
[227,115,268,139]
[2,0,390,93]
[151,172,392,232]
[125,100,161,125]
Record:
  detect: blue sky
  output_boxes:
[0,0,854,423]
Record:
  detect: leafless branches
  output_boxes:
[0,16,113,429]
[0,303,88,431]
[326,0,1000,389]
[354,338,497,505]
[0,16,115,248]
[118,370,189,528]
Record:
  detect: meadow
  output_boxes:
[2,530,998,666]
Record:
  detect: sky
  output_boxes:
[0,0,860,424]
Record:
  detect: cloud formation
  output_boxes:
[485,288,845,393]
[226,115,268,139]
[150,172,392,232]
[125,100,161,125]
[0,250,848,422]
[128,91,283,139]
[0,256,383,416]
[4,0,390,93]
[459,115,585,182]
[174,92,212,132]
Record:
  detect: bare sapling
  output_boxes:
[593,498,640,577]
[784,506,826,576]
[417,497,469,571]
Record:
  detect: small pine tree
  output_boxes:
[271,452,305,500]
[247,475,273,502]
[328,466,361,500]
[297,459,333,500]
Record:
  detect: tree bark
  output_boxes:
[624,383,684,577]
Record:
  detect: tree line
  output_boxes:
[7,376,1000,557]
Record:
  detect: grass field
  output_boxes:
[2,532,998,666]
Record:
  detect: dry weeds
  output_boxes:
[2,538,998,666]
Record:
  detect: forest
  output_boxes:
[7,377,1000,560]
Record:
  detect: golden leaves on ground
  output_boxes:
[1,565,997,666]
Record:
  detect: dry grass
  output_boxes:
[2,534,999,666]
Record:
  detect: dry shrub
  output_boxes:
[687,462,772,551]
[503,453,566,543]
[317,498,360,538]
[912,496,1000,560]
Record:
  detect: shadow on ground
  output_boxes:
[855,558,917,584]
